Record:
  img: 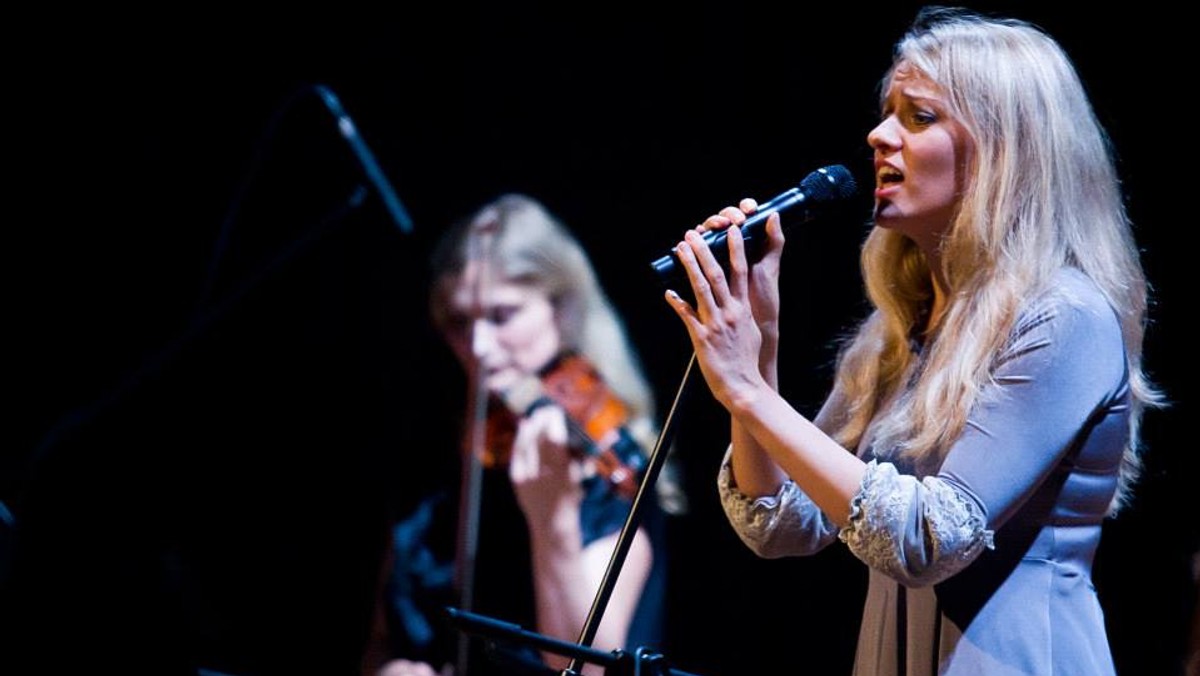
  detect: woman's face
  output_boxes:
[867,65,972,251]
[439,264,562,395]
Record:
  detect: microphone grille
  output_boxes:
[801,164,857,202]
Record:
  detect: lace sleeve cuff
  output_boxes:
[716,446,839,558]
[839,460,994,587]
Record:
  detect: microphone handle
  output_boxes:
[649,189,809,292]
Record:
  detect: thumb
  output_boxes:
[765,212,785,251]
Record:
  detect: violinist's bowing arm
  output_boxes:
[509,404,653,675]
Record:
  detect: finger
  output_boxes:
[532,406,569,464]
[701,213,732,233]
[686,228,733,306]
[507,444,528,483]
[664,288,705,342]
[739,197,760,215]
[763,212,786,259]
[767,212,785,244]
[719,206,747,226]
[509,414,539,481]
[674,237,720,319]
[726,224,750,299]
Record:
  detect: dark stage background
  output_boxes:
[6,3,1194,674]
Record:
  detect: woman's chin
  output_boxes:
[872,200,899,224]
[484,371,521,395]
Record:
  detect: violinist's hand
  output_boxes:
[509,404,586,537]
[665,211,776,412]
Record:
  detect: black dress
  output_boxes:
[383,462,667,675]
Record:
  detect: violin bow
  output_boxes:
[453,215,499,675]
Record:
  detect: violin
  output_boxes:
[476,351,646,500]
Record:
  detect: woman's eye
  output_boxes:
[911,110,937,126]
[488,305,519,325]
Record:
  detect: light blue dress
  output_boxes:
[719,268,1129,675]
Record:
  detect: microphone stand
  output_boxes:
[447,608,705,676]
[448,351,705,676]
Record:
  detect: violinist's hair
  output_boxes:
[430,194,652,428]
[429,194,688,514]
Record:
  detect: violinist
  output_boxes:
[364,194,682,676]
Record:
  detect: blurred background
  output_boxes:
[6,2,1193,674]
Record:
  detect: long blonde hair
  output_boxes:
[429,193,686,512]
[827,7,1161,513]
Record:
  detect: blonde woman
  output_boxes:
[666,7,1161,675]
[370,194,681,676]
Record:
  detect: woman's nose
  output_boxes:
[867,116,899,152]
[471,318,497,360]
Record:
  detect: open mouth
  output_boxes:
[877,165,903,187]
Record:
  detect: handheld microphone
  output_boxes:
[649,164,857,291]
[314,84,414,235]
